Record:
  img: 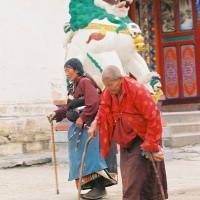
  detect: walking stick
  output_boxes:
[77,125,92,200]
[50,120,59,194]
[149,153,165,200]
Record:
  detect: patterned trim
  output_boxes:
[181,45,197,97]
[75,172,118,189]
[84,23,130,34]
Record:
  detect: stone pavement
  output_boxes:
[0,145,200,200]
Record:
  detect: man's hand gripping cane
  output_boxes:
[87,119,99,138]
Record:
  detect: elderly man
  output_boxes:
[88,65,168,200]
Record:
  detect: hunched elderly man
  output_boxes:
[88,65,168,200]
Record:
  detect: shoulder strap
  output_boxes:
[83,73,102,94]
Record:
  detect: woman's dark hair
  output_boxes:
[64,58,84,76]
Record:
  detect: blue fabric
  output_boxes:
[68,123,108,181]
[141,150,148,157]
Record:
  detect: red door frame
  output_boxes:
[154,0,200,104]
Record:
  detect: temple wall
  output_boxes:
[0,0,70,155]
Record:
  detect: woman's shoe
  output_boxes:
[81,188,107,199]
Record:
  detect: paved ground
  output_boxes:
[0,145,200,200]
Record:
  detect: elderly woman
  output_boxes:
[48,58,117,199]
[88,65,168,200]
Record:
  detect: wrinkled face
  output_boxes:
[103,78,122,95]
[64,66,79,82]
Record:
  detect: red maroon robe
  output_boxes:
[96,76,163,158]
[55,77,99,123]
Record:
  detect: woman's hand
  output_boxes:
[47,112,56,123]
[87,120,98,138]
[76,117,84,129]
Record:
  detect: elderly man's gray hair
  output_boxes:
[102,65,122,81]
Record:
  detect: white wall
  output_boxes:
[0,0,70,103]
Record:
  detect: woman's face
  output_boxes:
[103,77,122,95]
[64,66,79,82]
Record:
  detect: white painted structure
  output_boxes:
[0,0,70,103]
[0,1,71,155]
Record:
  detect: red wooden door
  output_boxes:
[155,0,200,102]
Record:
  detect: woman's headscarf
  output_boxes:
[64,58,84,76]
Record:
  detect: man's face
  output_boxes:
[103,78,122,95]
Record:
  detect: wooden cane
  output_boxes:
[77,124,92,200]
[149,153,165,200]
[50,120,59,194]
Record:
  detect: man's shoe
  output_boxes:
[81,188,107,199]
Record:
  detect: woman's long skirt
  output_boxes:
[68,123,118,190]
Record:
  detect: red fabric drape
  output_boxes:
[96,77,162,158]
